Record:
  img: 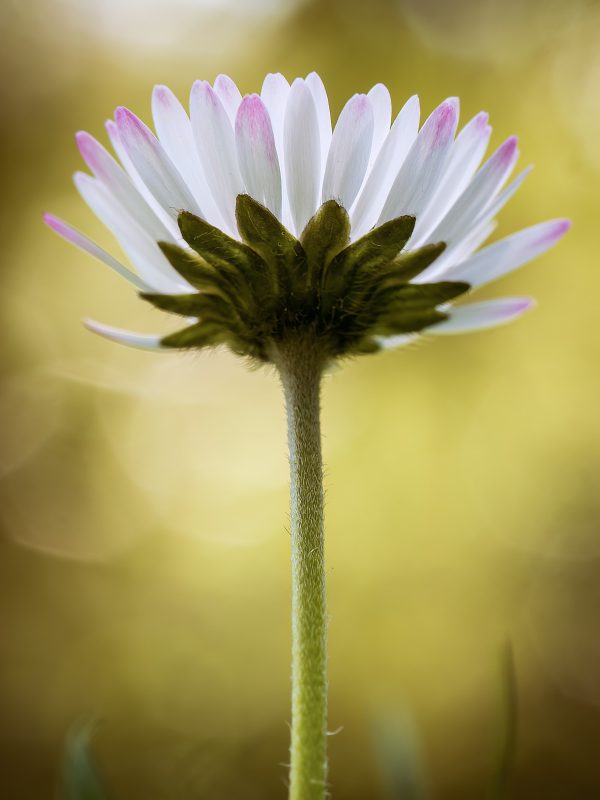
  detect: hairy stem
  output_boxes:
[276,337,328,800]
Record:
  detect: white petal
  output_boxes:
[261,73,291,157]
[261,73,292,228]
[428,298,535,334]
[235,94,282,218]
[190,80,245,234]
[284,79,321,235]
[74,172,190,294]
[424,166,533,281]
[426,135,519,246]
[412,111,491,243]
[374,333,419,350]
[305,72,332,178]
[75,131,173,244]
[83,319,166,350]
[105,118,176,235]
[350,94,420,239]
[322,94,374,209]
[416,218,497,283]
[443,219,571,288]
[470,165,533,233]
[350,95,420,239]
[378,98,459,225]
[43,213,151,290]
[367,83,392,166]
[152,85,224,228]
[213,74,242,122]
[115,107,202,222]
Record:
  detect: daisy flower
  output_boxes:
[44,73,569,362]
[44,73,570,800]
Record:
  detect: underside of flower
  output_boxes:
[44,73,570,357]
[143,195,468,361]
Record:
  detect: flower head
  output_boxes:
[45,73,569,362]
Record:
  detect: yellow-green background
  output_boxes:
[1,0,599,796]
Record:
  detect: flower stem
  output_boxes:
[276,337,328,800]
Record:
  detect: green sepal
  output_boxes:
[158,242,224,294]
[235,194,307,299]
[300,200,351,284]
[350,337,382,355]
[178,211,273,306]
[161,321,229,350]
[140,290,236,321]
[320,215,416,316]
[376,308,449,335]
[328,215,415,280]
[378,280,470,312]
[386,242,447,283]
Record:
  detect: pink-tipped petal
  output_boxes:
[429,297,535,335]
[444,219,571,287]
[322,93,374,209]
[235,94,282,218]
[378,97,459,225]
[427,135,519,246]
[43,213,150,290]
[284,79,321,236]
[213,74,243,122]
[105,118,172,226]
[351,94,420,239]
[73,171,190,294]
[83,319,166,350]
[151,85,223,228]
[425,166,534,281]
[75,130,172,242]
[190,80,245,233]
[412,111,492,243]
[261,73,292,227]
[115,106,202,222]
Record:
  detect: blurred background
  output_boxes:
[1,0,599,797]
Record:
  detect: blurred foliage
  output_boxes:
[1,0,599,797]
[62,721,110,800]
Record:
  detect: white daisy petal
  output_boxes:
[412,111,491,243]
[104,118,176,235]
[351,94,420,238]
[189,80,245,234]
[151,85,223,228]
[83,319,166,350]
[444,219,571,288]
[284,79,321,236]
[75,130,173,244]
[427,135,519,245]
[261,73,292,229]
[428,298,535,335]
[115,107,202,222]
[235,94,282,218]
[417,219,498,283]
[43,213,151,291]
[305,72,332,178]
[374,333,419,350]
[322,94,374,209]
[470,165,533,233]
[378,97,459,225]
[213,74,243,123]
[74,172,190,294]
[367,83,392,166]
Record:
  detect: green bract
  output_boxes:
[141,195,469,362]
